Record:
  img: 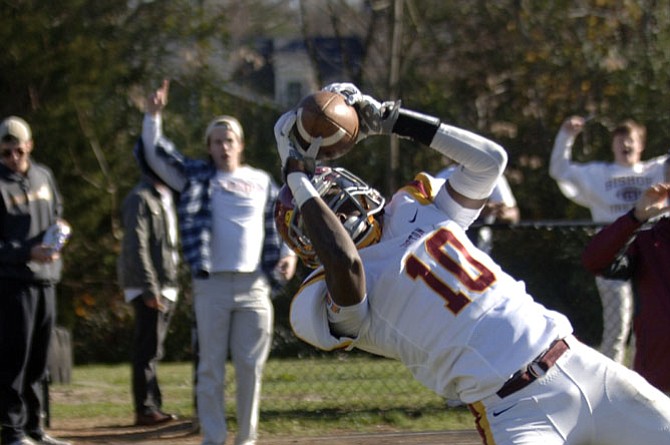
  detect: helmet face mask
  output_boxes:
[274,166,385,268]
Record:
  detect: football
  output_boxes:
[293,90,359,160]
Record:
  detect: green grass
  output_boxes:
[49,356,474,436]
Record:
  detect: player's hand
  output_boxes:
[322,82,362,106]
[146,79,170,116]
[322,83,400,142]
[274,110,321,177]
[356,95,401,140]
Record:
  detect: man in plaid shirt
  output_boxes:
[139,80,296,445]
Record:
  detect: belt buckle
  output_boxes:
[527,360,546,379]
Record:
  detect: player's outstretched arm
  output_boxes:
[284,158,366,307]
[388,107,507,209]
[323,83,506,208]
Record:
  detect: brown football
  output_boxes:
[293,91,359,160]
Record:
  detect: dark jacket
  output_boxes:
[582,210,670,392]
[118,178,179,300]
[0,161,63,283]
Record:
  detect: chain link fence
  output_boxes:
[68,222,622,414]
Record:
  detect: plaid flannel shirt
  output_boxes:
[154,137,281,282]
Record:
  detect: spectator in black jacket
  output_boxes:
[0,116,72,445]
[117,144,180,426]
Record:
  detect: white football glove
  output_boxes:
[322,82,363,106]
[356,95,401,140]
[274,110,322,175]
[322,82,401,142]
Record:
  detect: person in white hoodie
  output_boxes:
[549,116,667,364]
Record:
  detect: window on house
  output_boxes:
[286,82,304,106]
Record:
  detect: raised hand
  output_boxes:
[560,115,586,137]
[146,79,170,116]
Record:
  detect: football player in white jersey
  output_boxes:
[551,117,668,365]
[273,83,670,444]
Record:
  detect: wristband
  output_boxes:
[287,172,319,208]
[392,109,441,145]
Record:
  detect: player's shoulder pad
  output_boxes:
[398,172,444,205]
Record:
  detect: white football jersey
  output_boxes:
[550,131,668,222]
[554,160,666,222]
[290,173,572,403]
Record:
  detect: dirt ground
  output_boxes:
[48,419,482,445]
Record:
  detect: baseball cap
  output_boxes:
[204,115,244,145]
[0,116,32,143]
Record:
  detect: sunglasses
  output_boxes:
[1,147,27,158]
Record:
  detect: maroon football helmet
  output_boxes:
[274,166,385,268]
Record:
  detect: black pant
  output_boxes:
[131,296,174,416]
[0,281,55,444]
